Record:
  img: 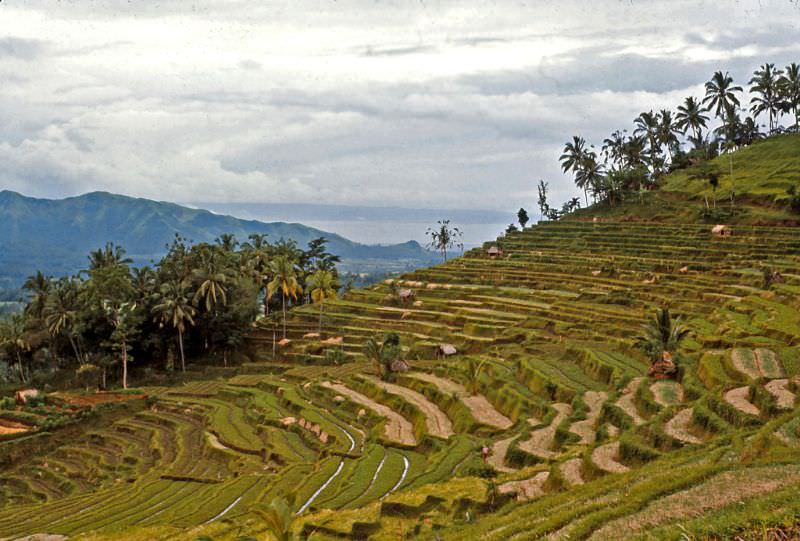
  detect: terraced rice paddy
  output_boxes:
[2,219,800,540]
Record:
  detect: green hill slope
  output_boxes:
[0,190,433,288]
[567,134,800,225]
[0,140,798,540]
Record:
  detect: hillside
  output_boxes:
[0,191,433,289]
[567,133,800,225]
[1,141,799,540]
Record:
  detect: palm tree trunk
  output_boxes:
[584,189,589,207]
[16,351,25,383]
[178,329,186,372]
[68,334,82,365]
[122,340,128,390]
[318,301,323,333]
[282,294,287,339]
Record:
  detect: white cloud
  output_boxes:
[0,0,798,215]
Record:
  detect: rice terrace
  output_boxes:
[1,2,800,541]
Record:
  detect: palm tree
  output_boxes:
[23,271,52,319]
[560,136,592,205]
[192,248,229,312]
[102,301,137,389]
[363,333,401,380]
[636,307,690,363]
[676,97,709,143]
[633,111,661,173]
[87,242,132,271]
[574,157,605,201]
[749,63,783,133]
[152,279,196,372]
[657,109,680,160]
[241,233,272,317]
[267,255,301,339]
[306,269,338,333]
[601,130,626,168]
[0,314,30,382]
[43,278,84,364]
[215,233,238,253]
[703,71,743,121]
[778,62,800,128]
[425,220,463,262]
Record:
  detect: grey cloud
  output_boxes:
[0,37,46,60]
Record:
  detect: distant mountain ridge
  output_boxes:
[0,190,433,289]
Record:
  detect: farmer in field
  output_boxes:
[481,445,490,463]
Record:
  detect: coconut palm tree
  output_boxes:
[675,96,709,143]
[0,314,30,382]
[778,62,800,128]
[241,233,272,317]
[574,157,605,201]
[560,136,593,205]
[102,301,138,389]
[23,271,52,319]
[636,307,690,363]
[703,71,743,122]
[363,333,401,380]
[152,279,196,372]
[633,111,661,172]
[306,269,338,333]
[44,278,84,364]
[192,248,229,312]
[601,130,626,168]
[657,109,681,161]
[749,63,783,133]
[87,242,132,271]
[267,255,301,339]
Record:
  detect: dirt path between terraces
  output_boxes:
[366,376,454,439]
[408,372,513,429]
[615,377,645,425]
[321,382,416,446]
[765,379,796,409]
[560,458,584,486]
[591,442,629,474]
[569,391,607,444]
[723,386,760,416]
[498,471,550,501]
[518,403,572,459]
[663,408,702,444]
[488,436,517,473]
[588,465,800,540]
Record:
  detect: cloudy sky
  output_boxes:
[1,1,799,219]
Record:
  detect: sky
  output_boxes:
[1,0,799,228]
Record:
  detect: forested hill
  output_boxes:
[0,190,432,288]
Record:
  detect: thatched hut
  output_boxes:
[398,289,416,305]
[487,246,503,259]
[711,224,732,237]
[15,389,40,405]
[437,344,457,358]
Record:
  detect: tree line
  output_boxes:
[0,234,342,389]
[554,62,800,210]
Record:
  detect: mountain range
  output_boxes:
[0,190,434,290]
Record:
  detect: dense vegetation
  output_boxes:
[551,62,800,218]
[0,234,343,390]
